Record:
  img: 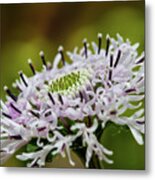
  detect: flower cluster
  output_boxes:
[0,34,144,168]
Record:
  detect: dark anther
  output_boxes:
[83,39,88,59]
[107,81,111,88]
[79,91,84,102]
[136,57,144,64]
[19,71,28,87]
[105,35,110,56]
[114,50,121,68]
[94,144,97,148]
[98,33,102,54]
[29,110,40,118]
[39,51,47,68]
[137,77,143,83]
[37,127,46,132]
[108,55,113,81]
[10,135,22,140]
[2,112,12,119]
[4,86,17,102]
[58,94,64,105]
[125,88,136,94]
[45,111,52,117]
[10,103,21,114]
[136,121,145,125]
[110,54,113,67]
[110,110,117,115]
[58,46,65,66]
[48,92,55,105]
[108,70,112,81]
[28,59,36,75]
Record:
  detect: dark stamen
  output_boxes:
[114,50,121,68]
[2,112,12,119]
[98,33,102,54]
[10,103,21,114]
[45,111,52,117]
[38,127,46,131]
[10,135,22,140]
[137,77,143,83]
[83,39,88,59]
[19,71,28,87]
[79,91,83,102]
[28,59,36,75]
[39,51,47,68]
[136,121,145,125]
[136,57,144,64]
[4,86,17,102]
[48,92,55,105]
[125,88,136,94]
[58,94,63,105]
[58,46,65,66]
[108,55,113,81]
[107,81,111,88]
[105,35,110,56]
[108,70,112,81]
[110,54,113,67]
[110,110,117,115]
[29,110,40,118]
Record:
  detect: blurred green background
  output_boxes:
[0,1,144,169]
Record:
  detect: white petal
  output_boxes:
[129,126,144,145]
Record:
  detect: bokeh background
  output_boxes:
[0,0,145,169]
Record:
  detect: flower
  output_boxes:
[0,33,144,168]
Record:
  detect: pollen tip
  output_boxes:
[106,34,110,39]
[12,83,16,88]
[4,86,8,91]
[116,33,121,37]
[58,46,64,52]
[98,33,102,38]
[83,38,87,44]
[126,38,130,43]
[28,58,32,64]
[18,70,23,75]
[39,50,44,57]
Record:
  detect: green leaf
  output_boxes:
[26,143,38,152]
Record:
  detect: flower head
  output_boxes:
[0,33,144,167]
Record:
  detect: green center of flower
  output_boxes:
[49,69,90,95]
